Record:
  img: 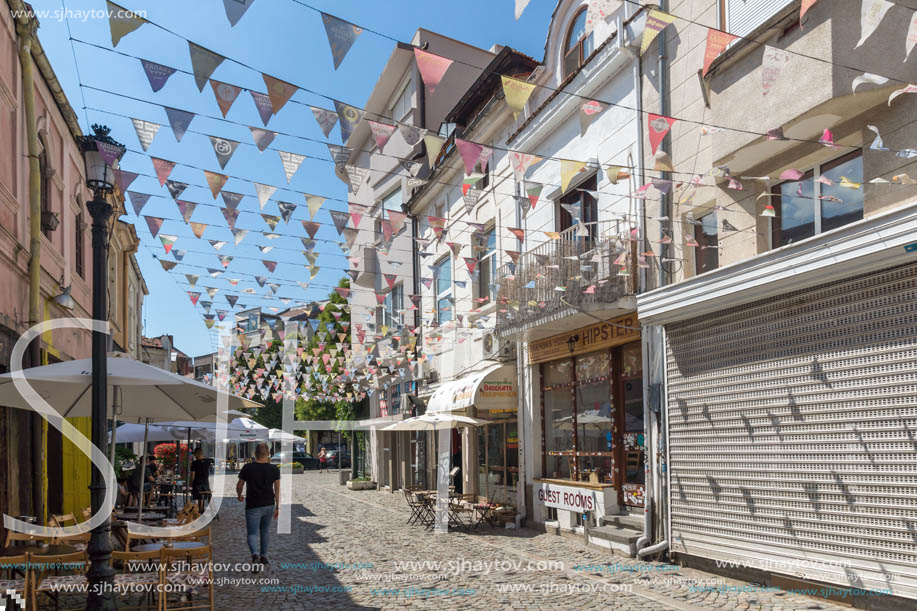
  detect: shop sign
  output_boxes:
[529,313,639,364]
[534,481,597,513]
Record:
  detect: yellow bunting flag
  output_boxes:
[501,75,536,119]
[423,134,446,167]
[107,1,146,47]
[641,10,676,56]
[560,159,587,193]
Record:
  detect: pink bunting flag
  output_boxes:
[151,157,176,186]
[368,120,397,151]
[387,209,407,234]
[413,47,453,94]
[114,169,138,193]
[455,138,483,175]
[647,114,676,155]
[464,257,477,275]
[702,29,737,76]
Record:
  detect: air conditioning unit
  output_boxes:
[482,332,516,361]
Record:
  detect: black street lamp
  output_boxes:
[78,124,125,609]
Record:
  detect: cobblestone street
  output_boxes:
[209,472,846,610]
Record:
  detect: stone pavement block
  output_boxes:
[207,472,848,611]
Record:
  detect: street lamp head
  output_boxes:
[566,334,579,354]
[78,124,125,199]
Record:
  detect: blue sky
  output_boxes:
[35,0,556,358]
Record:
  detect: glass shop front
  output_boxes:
[532,314,645,508]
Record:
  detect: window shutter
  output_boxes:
[725,0,793,37]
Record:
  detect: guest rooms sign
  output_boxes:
[534,481,597,513]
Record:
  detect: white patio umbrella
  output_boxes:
[0,352,259,421]
[269,428,304,442]
[0,352,260,521]
[110,422,211,443]
[381,413,492,431]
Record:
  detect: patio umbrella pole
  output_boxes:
[137,418,150,523]
[186,426,192,505]
[108,386,121,474]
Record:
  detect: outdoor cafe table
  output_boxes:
[132,541,204,552]
[0,544,78,556]
[115,512,166,521]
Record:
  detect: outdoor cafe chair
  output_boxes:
[4,529,51,548]
[29,550,89,611]
[0,553,28,610]
[403,489,427,526]
[48,516,91,548]
[112,548,164,610]
[161,544,213,611]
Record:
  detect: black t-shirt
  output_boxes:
[238,462,280,509]
[129,463,156,491]
[191,458,212,489]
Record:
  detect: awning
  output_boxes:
[427,363,517,414]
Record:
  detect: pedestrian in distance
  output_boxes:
[190,447,213,514]
[318,446,327,473]
[237,443,280,573]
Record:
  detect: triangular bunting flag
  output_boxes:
[647,114,676,155]
[249,127,275,152]
[223,0,255,26]
[413,48,453,94]
[204,171,228,198]
[188,42,225,91]
[210,80,242,117]
[250,91,274,126]
[176,200,196,223]
[310,106,339,138]
[107,1,146,47]
[306,195,325,219]
[165,180,188,199]
[144,216,164,238]
[277,201,297,222]
[151,158,175,186]
[424,134,445,166]
[500,75,536,118]
[140,59,176,92]
[127,191,150,216]
[278,151,306,183]
[263,74,298,114]
[560,159,586,193]
[368,120,396,151]
[321,12,363,69]
[209,136,240,169]
[164,107,195,142]
[333,100,364,143]
[255,183,277,209]
[131,118,159,152]
[190,222,207,238]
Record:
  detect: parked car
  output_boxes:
[324,449,351,468]
[270,451,320,470]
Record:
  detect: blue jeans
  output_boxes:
[245,505,274,557]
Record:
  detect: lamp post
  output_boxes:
[79,124,125,609]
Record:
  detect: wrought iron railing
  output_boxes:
[495,220,635,336]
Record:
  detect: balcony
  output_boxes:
[495,220,636,339]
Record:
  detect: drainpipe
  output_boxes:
[17,12,46,522]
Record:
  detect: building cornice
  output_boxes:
[637,201,917,325]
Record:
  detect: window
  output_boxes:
[433,256,452,324]
[378,283,404,329]
[557,174,597,238]
[721,0,794,37]
[390,80,413,122]
[694,211,719,274]
[563,8,594,79]
[39,138,52,238]
[75,212,85,278]
[771,150,863,249]
[391,382,402,415]
[476,226,496,303]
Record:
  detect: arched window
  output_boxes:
[563,7,594,79]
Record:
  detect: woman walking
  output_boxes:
[318,447,326,473]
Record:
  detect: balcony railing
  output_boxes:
[495,220,635,337]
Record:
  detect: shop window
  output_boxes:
[434,256,452,324]
[563,7,594,79]
[771,150,863,248]
[476,225,496,303]
[694,211,718,274]
[540,342,643,491]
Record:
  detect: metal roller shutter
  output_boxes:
[724,0,794,37]
[665,262,917,599]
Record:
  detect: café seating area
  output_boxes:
[1,502,214,610]
[402,488,517,532]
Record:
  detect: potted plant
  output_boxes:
[346,476,375,491]
[282,462,304,474]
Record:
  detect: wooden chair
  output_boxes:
[4,530,51,548]
[29,550,89,611]
[161,545,213,611]
[112,548,163,610]
[0,553,28,611]
[79,507,93,522]
[48,515,91,547]
[172,527,209,546]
